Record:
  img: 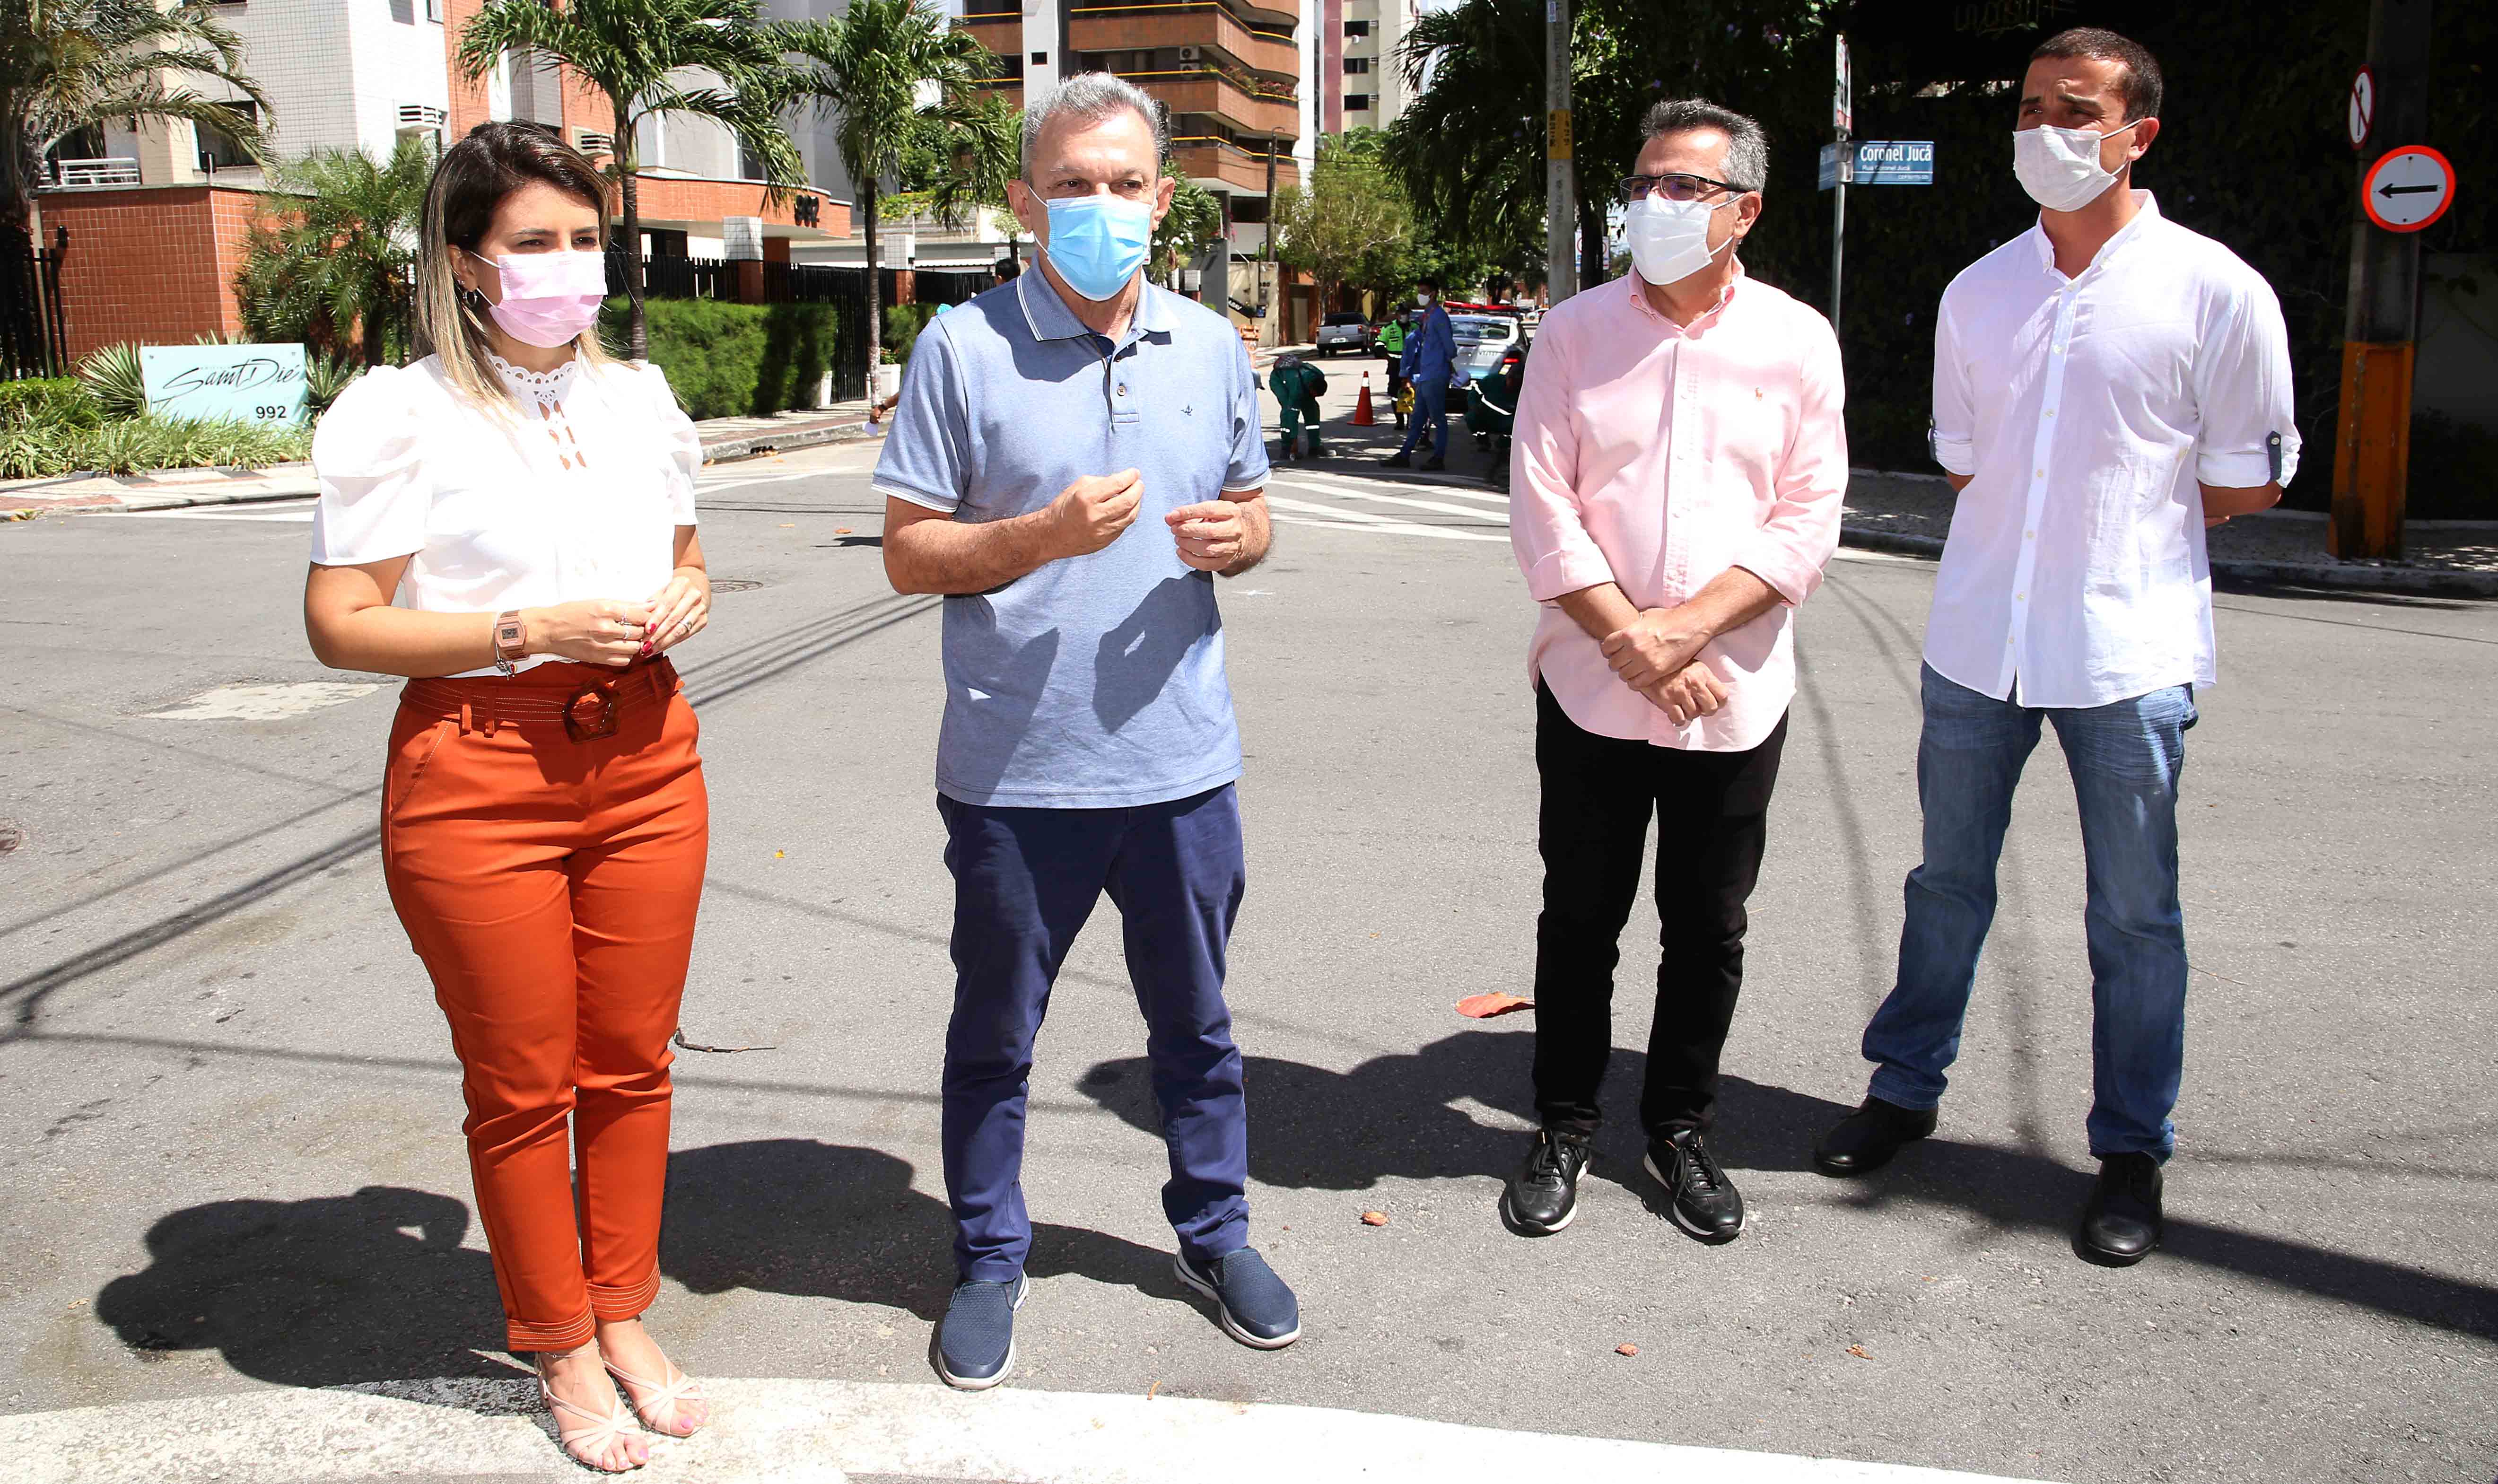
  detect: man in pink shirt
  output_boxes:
[1503,99,1845,1245]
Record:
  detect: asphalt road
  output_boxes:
[2,440,2494,1484]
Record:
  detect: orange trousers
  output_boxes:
[379,658,708,1352]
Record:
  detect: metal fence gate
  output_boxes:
[0,229,70,379]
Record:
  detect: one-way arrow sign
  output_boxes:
[2361,146,2455,232]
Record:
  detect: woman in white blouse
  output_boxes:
[303,123,711,1474]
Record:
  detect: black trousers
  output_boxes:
[1530,683,1789,1140]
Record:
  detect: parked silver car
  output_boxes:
[1314,312,1375,356]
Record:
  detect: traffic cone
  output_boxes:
[1353,373,1376,427]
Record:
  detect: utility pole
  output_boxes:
[1830,32,1850,339]
[1545,0,1576,304]
[2332,0,2433,559]
[1264,136,1278,319]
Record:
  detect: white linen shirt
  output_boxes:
[1926,193,2299,707]
[309,353,700,676]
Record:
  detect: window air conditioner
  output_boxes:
[577,131,615,153]
[396,105,448,131]
[1178,45,1202,61]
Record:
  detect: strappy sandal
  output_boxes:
[536,1358,646,1473]
[605,1356,707,1438]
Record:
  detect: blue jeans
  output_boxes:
[937,785,1249,1282]
[1395,380,1449,460]
[1862,664,2197,1160]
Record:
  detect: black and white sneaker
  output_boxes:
[934,1273,1027,1390]
[1645,1129,1744,1244]
[1502,1128,1593,1234]
[1174,1247,1300,1349]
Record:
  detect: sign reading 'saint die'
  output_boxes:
[140,344,309,426]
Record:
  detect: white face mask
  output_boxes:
[1624,194,1732,288]
[2012,119,2140,212]
[1415,291,1432,307]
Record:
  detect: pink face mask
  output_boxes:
[468,249,607,349]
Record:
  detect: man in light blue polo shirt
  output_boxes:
[873,73,1295,1391]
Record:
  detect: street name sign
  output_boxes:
[139,343,309,425]
[2360,145,2454,233]
[1852,140,1935,186]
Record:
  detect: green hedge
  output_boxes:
[599,297,847,421]
[0,376,103,430]
[883,302,937,366]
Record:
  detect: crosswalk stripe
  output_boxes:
[1271,513,1505,543]
[1278,471,1512,509]
[1269,477,1509,525]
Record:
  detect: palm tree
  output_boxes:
[926,92,1021,267]
[454,0,804,360]
[234,137,433,366]
[775,0,990,375]
[0,0,269,252]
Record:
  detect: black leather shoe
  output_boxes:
[1418,456,1446,471]
[2077,1152,2164,1266]
[1380,452,1412,468]
[1812,1096,1939,1177]
[1502,1129,1593,1234]
[1644,1129,1743,1243]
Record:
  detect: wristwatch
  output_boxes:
[492,610,526,675]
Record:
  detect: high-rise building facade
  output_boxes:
[958,0,1304,261]
[1336,0,1420,131]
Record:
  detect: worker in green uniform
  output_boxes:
[1268,353,1329,460]
[1378,313,1409,428]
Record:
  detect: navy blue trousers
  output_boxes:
[937,784,1250,1283]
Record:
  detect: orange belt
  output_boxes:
[401,659,675,741]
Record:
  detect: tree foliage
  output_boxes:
[234,137,433,366]
[776,0,992,372]
[1272,131,1413,312]
[1153,166,1222,284]
[454,0,804,360]
[0,0,269,245]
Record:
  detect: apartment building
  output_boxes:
[39,0,857,356]
[1336,0,1420,130]
[957,0,1306,259]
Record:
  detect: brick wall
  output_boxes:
[43,186,264,361]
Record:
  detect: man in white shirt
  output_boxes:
[1812,29,2298,1269]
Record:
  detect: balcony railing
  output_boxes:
[1071,0,1294,45]
[52,157,141,187]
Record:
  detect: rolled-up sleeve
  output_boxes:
[1929,290,1976,478]
[1507,318,1616,602]
[1733,315,1846,607]
[872,322,973,513]
[309,365,427,567]
[2190,268,2301,489]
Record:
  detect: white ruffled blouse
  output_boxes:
[309,352,701,676]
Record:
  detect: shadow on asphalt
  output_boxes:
[1080,1028,2498,1344]
[659,1138,1183,1324]
[86,1062,2498,1392]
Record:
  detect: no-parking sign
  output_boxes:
[2348,67,2373,153]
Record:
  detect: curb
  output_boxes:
[1836,524,2498,599]
[6,421,887,517]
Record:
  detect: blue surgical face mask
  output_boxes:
[1042,192,1154,302]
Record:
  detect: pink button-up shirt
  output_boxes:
[1509,268,1847,752]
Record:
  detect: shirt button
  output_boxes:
[2044,408,2055,417]
[2024,530,2035,540]
[2035,469,2046,479]
[1116,384,1127,397]
[2015,592,2026,602]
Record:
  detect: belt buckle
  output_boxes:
[562,679,620,742]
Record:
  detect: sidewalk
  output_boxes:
[0,400,885,518]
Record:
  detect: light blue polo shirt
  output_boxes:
[873,270,1269,809]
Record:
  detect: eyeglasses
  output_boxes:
[1616,173,1752,205]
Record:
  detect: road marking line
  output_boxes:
[146,682,379,720]
[94,499,316,523]
[1280,471,1513,508]
[0,1377,2059,1484]
[1268,478,1510,525]
[1272,513,1505,543]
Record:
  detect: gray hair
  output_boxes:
[1021,72,1169,180]
[1639,98,1769,192]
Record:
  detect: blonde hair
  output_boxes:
[414,122,618,410]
